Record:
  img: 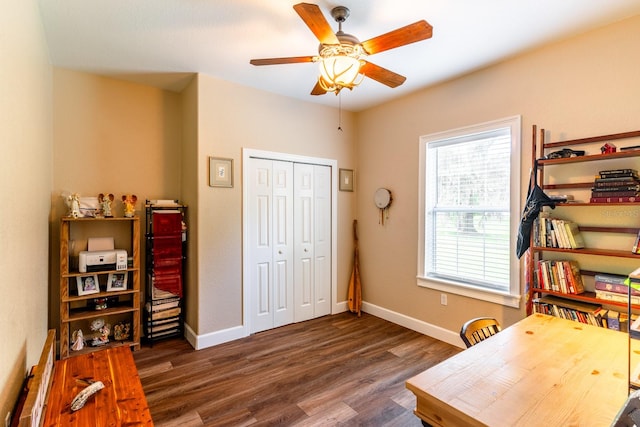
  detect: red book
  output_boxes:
[590,196,640,203]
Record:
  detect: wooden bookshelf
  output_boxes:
[527,125,640,392]
[59,216,141,358]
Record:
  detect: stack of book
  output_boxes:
[533,295,629,331]
[533,214,585,249]
[533,295,602,326]
[145,293,181,339]
[535,260,585,294]
[594,273,640,305]
[590,168,640,203]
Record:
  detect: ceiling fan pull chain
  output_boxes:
[337,93,343,131]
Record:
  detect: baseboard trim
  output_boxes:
[184,300,465,350]
[184,322,248,350]
[361,301,465,348]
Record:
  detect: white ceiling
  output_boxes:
[38,0,640,112]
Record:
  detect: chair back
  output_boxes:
[460,317,501,348]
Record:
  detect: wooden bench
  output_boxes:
[16,330,153,426]
[17,330,56,427]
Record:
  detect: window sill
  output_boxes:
[417,275,521,308]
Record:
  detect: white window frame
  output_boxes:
[417,116,522,308]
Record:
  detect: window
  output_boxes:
[417,116,521,307]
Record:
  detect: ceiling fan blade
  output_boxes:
[361,20,433,55]
[293,3,340,45]
[360,61,406,88]
[250,56,315,66]
[310,80,327,96]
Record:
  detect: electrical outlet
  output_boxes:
[5,411,11,427]
[440,293,447,306]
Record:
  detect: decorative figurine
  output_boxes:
[113,322,131,341]
[122,194,137,218]
[98,193,114,217]
[71,329,85,351]
[90,318,111,346]
[67,193,81,218]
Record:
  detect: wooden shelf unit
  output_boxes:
[59,216,141,359]
[528,125,640,311]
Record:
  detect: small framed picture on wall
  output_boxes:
[339,168,354,192]
[209,157,234,188]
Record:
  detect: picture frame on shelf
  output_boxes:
[107,272,128,291]
[209,156,233,188]
[339,168,354,192]
[77,274,99,296]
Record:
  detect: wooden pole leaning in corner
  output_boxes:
[347,219,362,317]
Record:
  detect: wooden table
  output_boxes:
[406,313,637,427]
[42,346,153,426]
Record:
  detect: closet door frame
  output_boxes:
[242,148,338,334]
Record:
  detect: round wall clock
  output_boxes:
[374,188,392,224]
[374,188,392,209]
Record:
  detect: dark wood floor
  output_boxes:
[133,312,461,427]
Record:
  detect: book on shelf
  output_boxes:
[594,177,640,187]
[563,221,585,249]
[146,320,180,333]
[534,295,602,327]
[145,297,180,312]
[534,215,584,249]
[604,310,630,332]
[591,185,640,193]
[595,289,640,305]
[605,310,629,332]
[589,196,640,203]
[608,310,620,330]
[152,285,180,300]
[590,190,639,198]
[595,274,640,296]
[595,273,628,284]
[150,307,181,320]
[535,260,584,294]
[598,169,639,178]
[633,231,640,254]
[597,309,609,329]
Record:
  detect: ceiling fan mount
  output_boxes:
[326,6,360,48]
[249,3,433,96]
[330,6,350,24]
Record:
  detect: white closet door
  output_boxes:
[272,161,294,328]
[294,163,331,322]
[248,158,293,333]
[313,164,332,317]
[294,163,315,322]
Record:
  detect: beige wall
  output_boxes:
[355,15,640,333]
[49,69,184,330]
[0,0,52,419]
[180,78,199,329]
[193,74,357,336]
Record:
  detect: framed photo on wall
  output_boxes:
[339,168,354,192]
[209,157,233,188]
[107,272,128,291]
[77,274,99,296]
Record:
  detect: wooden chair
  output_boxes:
[460,317,501,348]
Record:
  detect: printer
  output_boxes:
[79,250,127,272]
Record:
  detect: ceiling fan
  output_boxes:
[250,2,433,96]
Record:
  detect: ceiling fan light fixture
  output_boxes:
[317,44,365,94]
